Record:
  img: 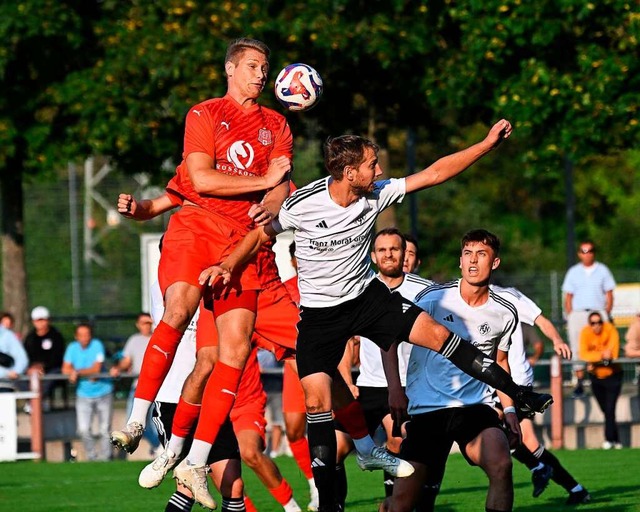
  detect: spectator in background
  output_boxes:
[522,323,545,368]
[624,312,640,396]
[62,323,114,461]
[402,233,421,275]
[116,313,160,455]
[257,348,286,458]
[562,240,616,398]
[23,306,67,410]
[0,311,21,340]
[579,312,623,449]
[0,324,29,392]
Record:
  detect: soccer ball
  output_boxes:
[274,63,323,112]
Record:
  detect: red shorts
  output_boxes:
[282,360,306,414]
[198,282,298,361]
[158,206,260,312]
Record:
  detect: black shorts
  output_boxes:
[152,401,240,464]
[358,386,393,436]
[296,279,423,379]
[400,404,503,474]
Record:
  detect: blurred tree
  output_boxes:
[2,1,639,326]
[0,0,101,332]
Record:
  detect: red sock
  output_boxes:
[244,495,258,512]
[269,478,293,506]
[172,398,201,438]
[134,321,183,401]
[334,400,369,440]
[193,362,242,444]
[289,437,313,479]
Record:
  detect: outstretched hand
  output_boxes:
[485,119,513,148]
[199,265,232,287]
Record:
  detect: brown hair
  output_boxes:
[461,229,501,256]
[323,135,379,181]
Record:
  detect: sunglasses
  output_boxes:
[579,248,594,254]
[590,320,603,326]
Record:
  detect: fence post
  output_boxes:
[550,355,564,449]
[29,372,44,461]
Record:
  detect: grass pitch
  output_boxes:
[1,449,639,511]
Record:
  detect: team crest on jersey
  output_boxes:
[258,128,273,146]
[477,322,491,336]
[353,211,367,225]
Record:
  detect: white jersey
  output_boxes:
[357,273,433,388]
[406,280,518,414]
[490,285,542,387]
[150,281,198,404]
[273,177,406,307]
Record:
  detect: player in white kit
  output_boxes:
[490,286,591,506]
[199,126,554,511]
[338,228,431,499]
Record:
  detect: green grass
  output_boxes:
[1,450,639,511]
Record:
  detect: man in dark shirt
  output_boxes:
[23,306,67,409]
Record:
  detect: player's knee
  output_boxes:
[239,443,262,468]
[487,453,512,480]
[218,339,251,368]
[285,425,304,441]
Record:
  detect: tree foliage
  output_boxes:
[1,1,639,323]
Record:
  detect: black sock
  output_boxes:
[307,411,337,509]
[165,491,194,512]
[486,509,511,512]
[335,462,347,509]
[383,469,395,497]
[221,496,246,512]
[537,448,579,491]
[512,444,540,470]
[416,482,440,512]
[439,333,520,398]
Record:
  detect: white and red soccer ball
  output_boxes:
[274,63,323,112]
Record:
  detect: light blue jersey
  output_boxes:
[63,339,113,398]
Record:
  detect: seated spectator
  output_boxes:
[0,311,21,340]
[62,323,114,461]
[579,312,623,449]
[0,324,29,392]
[23,306,67,410]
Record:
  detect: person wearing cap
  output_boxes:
[23,306,67,409]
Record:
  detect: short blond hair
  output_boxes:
[225,38,270,67]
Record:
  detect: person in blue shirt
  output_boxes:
[0,325,29,391]
[62,323,114,461]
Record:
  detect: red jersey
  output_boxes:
[167,94,292,233]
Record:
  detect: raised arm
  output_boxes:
[405,119,512,194]
[187,153,290,196]
[534,314,572,359]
